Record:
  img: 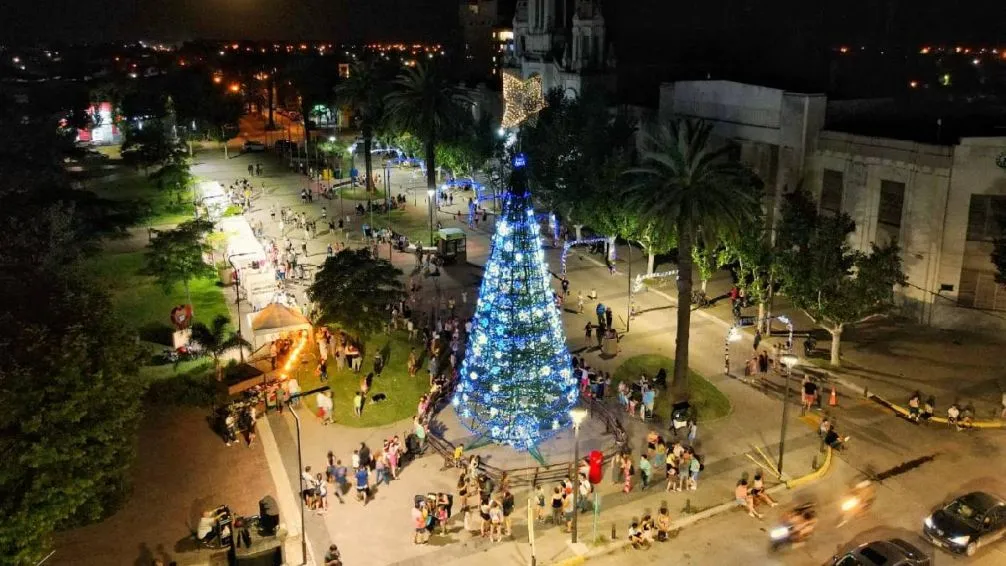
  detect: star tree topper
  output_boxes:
[501,68,546,128]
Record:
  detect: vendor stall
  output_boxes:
[435,228,467,264]
[249,303,312,350]
[197,180,229,220]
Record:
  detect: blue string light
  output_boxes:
[453,163,577,449]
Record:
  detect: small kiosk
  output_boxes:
[436,228,467,264]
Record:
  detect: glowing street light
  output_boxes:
[569,407,589,544]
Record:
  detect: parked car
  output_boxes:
[829,539,930,566]
[923,491,1006,556]
[274,139,294,151]
[243,140,266,152]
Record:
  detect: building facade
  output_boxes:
[659,80,827,233]
[658,79,1006,330]
[459,0,507,80]
[805,134,1006,330]
[511,0,613,97]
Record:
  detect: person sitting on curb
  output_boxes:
[735,479,763,519]
[628,518,650,549]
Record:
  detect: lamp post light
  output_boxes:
[569,407,588,544]
[724,325,742,376]
[777,315,794,353]
[777,353,799,477]
[288,384,331,566]
[226,252,259,363]
[427,188,436,247]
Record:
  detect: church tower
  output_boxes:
[570,0,605,71]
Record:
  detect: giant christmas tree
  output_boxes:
[453,155,577,450]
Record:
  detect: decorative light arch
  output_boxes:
[560,237,610,275]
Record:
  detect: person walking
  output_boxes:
[688,451,702,490]
[605,306,613,329]
[489,499,504,542]
[550,486,563,526]
[576,291,584,313]
[353,391,364,417]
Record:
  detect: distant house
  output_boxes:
[77,102,121,144]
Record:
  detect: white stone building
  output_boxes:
[805,134,1006,330]
[658,79,1006,330]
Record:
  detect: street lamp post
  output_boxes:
[777,353,799,477]
[777,315,794,353]
[226,252,258,363]
[626,243,632,333]
[427,189,436,247]
[569,407,588,544]
[724,325,742,376]
[287,384,330,566]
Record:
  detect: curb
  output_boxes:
[785,446,832,489]
[561,449,834,564]
[823,372,1006,430]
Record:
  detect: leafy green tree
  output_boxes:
[144,219,216,310]
[148,160,194,204]
[0,116,142,565]
[308,248,405,342]
[190,314,249,379]
[776,190,908,365]
[692,232,724,295]
[121,120,184,172]
[720,214,776,329]
[337,60,390,196]
[624,119,762,390]
[385,63,473,200]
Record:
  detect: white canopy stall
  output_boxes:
[197,180,229,220]
[249,303,312,349]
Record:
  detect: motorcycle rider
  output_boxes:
[839,480,877,527]
[785,502,818,542]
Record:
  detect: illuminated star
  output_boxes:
[501,69,546,128]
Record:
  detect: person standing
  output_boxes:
[605,306,613,329]
[353,391,364,417]
[639,454,652,490]
[355,465,370,505]
[412,502,429,544]
[315,472,329,514]
[501,488,515,536]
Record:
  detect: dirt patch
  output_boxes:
[53,406,276,566]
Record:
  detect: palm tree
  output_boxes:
[190,315,251,380]
[384,63,472,206]
[335,60,387,197]
[625,119,761,390]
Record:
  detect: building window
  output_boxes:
[965,195,1006,242]
[875,180,905,245]
[820,169,844,215]
[958,194,1006,311]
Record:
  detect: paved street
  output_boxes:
[193,129,1006,566]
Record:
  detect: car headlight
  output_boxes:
[769,527,790,540]
[924,516,934,529]
[949,535,970,545]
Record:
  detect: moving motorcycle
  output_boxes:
[769,502,818,551]
[838,480,877,527]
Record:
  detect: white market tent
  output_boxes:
[249,303,312,348]
[197,180,228,219]
[218,216,268,269]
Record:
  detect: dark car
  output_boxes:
[923,491,1006,556]
[829,538,930,566]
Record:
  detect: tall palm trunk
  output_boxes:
[674,221,693,392]
[425,139,437,194]
[267,78,275,129]
[363,126,374,195]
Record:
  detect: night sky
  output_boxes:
[2,0,1006,45]
[0,0,458,43]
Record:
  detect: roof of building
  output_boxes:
[825,95,1006,145]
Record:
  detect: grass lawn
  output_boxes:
[299,330,430,428]
[86,250,231,345]
[612,354,731,423]
[88,168,195,226]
